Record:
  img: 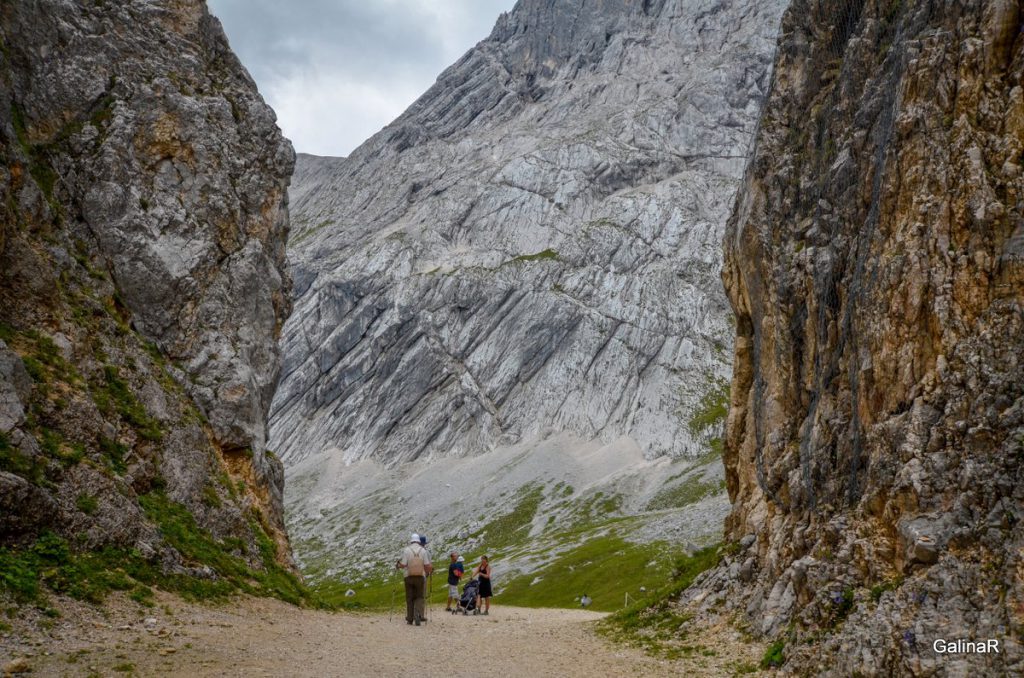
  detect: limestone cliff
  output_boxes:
[273,0,788,586]
[0,0,295,580]
[274,0,786,467]
[691,0,1024,674]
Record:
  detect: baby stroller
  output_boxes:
[454,578,480,615]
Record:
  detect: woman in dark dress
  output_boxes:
[473,555,492,615]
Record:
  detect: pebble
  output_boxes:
[3,658,31,675]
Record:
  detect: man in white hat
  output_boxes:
[396,533,432,625]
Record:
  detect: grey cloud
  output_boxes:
[210,0,442,83]
[208,0,517,155]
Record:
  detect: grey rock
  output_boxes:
[0,0,294,565]
[0,342,30,432]
[697,0,1024,673]
[271,0,787,466]
[3,0,293,457]
[274,0,787,593]
[738,557,755,582]
[0,472,58,537]
[909,536,939,566]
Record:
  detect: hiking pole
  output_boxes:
[423,569,432,622]
[389,571,397,623]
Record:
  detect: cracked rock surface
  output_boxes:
[272,0,787,469]
[1,0,294,563]
[687,0,1024,674]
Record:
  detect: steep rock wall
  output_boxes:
[693,0,1024,674]
[273,0,787,468]
[0,0,294,569]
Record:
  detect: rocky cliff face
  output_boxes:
[0,0,295,572]
[275,0,788,594]
[273,0,786,468]
[690,0,1024,674]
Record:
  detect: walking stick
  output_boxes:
[389,571,397,623]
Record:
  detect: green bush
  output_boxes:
[92,366,163,441]
[870,577,903,602]
[75,494,99,515]
[98,436,129,474]
[761,639,785,668]
[129,584,154,607]
[0,430,47,483]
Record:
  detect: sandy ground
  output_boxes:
[1,592,765,677]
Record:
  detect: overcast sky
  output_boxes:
[208,0,517,157]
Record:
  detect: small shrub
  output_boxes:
[93,366,163,441]
[202,484,222,508]
[129,584,154,607]
[0,321,15,342]
[99,436,129,474]
[829,587,855,624]
[22,356,47,382]
[761,639,785,668]
[76,493,99,515]
[870,577,903,602]
[0,430,46,482]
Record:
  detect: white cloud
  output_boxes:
[263,71,426,157]
[209,0,517,157]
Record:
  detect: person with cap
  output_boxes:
[445,551,465,612]
[396,533,433,626]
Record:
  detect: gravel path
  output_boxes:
[3,592,762,677]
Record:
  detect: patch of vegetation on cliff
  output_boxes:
[92,366,163,442]
[289,218,334,247]
[504,248,561,265]
[761,639,785,669]
[0,494,320,610]
[686,375,729,458]
[688,376,729,435]
[469,482,544,549]
[0,429,47,483]
[598,544,722,656]
[139,491,310,604]
[645,476,726,511]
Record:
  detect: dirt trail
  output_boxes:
[3,592,763,677]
